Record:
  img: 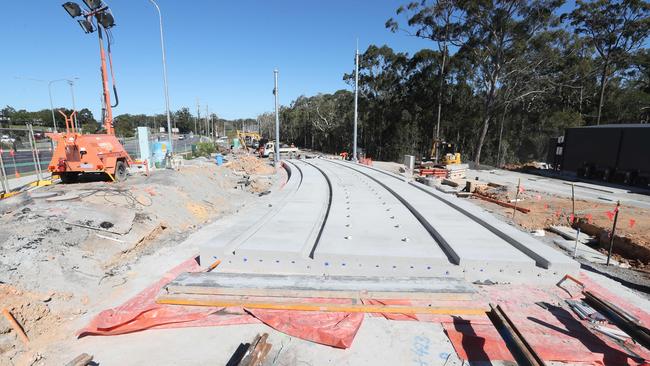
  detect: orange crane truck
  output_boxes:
[49,1,132,183]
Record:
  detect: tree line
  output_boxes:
[0,105,257,139]
[269,0,650,165]
[3,0,648,165]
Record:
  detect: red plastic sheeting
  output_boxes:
[249,299,364,349]
[443,321,513,362]
[443,283,650,365]
[78,257,363,349]
[78,257,257,337]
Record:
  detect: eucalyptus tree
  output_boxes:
[457,0,564,165]
[387,0,465,159]
[570,0,650,125]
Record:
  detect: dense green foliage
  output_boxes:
[2,1,648,166]
[0,105,98,132]
[194,142,217,157]
[0,104,256,140]
[269,0,650,165]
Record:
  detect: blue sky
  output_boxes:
[0,1,433,120]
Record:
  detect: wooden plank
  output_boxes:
[164,285,474,301]
[65,353,94,366]
[156,294,488,315]
[489,304,545,366]
[472,193,530,213]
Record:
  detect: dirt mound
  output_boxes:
[227,156,275,175]
[471,189,650,268]
[0,284,70,365]
[0,158,281,364]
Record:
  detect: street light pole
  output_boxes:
[274,69,280,164]
[15,76,77,132]
[48,81,57,132]
[149,0,173,154]
[68,79,79,130]
[353,41,359,162]
[48,78,71,132]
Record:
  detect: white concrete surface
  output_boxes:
[199,158,579,283]
[469,169,650,209]
[56,318,470,366]
[311,159,452,270]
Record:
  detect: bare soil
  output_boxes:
[0,155,279,365]
[470,184,650,268]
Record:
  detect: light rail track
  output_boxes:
[200,158,578,283]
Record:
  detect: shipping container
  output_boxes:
[557,124,650,186]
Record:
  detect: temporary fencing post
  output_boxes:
[606,201,620,266]
[0,147,9,192]
[32,127,43,179]
[27,124,42,181]
[512,178,521,219]
[573,227,581,258]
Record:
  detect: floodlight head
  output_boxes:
[82,0,102,10]
[96,12,115,29]
[62,2,82,18]
[77,19,95,33]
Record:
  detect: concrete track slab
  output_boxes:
[201,158,577,283]
[310,159,452,269]
[338,160,579,274]
[168,272,476,298]
[409,180,579,274]
[199,163,298,258]
[233,160,329,261]
[328,160,537,273]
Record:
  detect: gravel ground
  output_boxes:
[0,155,280,365]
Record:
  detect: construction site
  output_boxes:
[1,1,650,365]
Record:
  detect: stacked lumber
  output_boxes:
[445,164,469,179]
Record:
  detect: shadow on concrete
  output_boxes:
[451,316,492,363]
[580,263,650,295]
[527,303,644,365]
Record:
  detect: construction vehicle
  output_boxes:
[262,142,299,159]
[237,130,262,150]
[431,140,461,165]
[49,1,132,183]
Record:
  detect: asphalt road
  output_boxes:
[0,135,201,178]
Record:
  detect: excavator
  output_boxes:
[237,130,262,151]
[431,139,461,165]
[48,1,132,183]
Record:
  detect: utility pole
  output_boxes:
[274,69,280,164]
[48,82,57,132]
[205,105,209,138]
[353,40,359,162]
[194,97,199,134]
